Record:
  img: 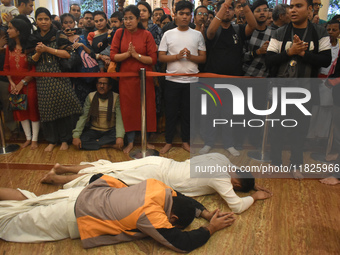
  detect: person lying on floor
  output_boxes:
[0,175,235,252]
[41,153,273,214]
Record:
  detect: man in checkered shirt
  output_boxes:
[242,0,273,147]
[243,0,273,77]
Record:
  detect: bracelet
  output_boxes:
[215,16,221,21]
[32,54,38,62]
[21,79,28,86]
[55,49,58,54]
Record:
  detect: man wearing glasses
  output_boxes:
[311,0,327,24]
[194,5,209,36]
[72,77,125,150]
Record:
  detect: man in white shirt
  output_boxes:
[158,0,206,154]
[41,153,272,214]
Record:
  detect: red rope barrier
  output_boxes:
[0,71,245,78]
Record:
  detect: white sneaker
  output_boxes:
[227,147,240,157]
[199,145,211,155]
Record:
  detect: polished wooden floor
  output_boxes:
[0,135,339,255]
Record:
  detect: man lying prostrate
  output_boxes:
[0,176,235,252]
[41,153,272,214]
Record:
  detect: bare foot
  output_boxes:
[30,141,38,150]
[319,176,340,185]
[53,163,66,175]
[112,144,123,150]
[292,171,304,180]
[227,147,240,157]
[41,168,57,184]
[60,142,69,151]
[147,143,155,149]
[325,153,339,162]
[22,140,31,148]
[123,143,133,154]
[160,143,172,154]
[40,168,69,185]
[182,142,190,152]
[44,144,56,152]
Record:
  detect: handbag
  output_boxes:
[277,57,298,78]
[277,26,309,78]
[56,31,82,72]
[59,49,82,72]
[9,94,27,111]
[115,28,125,73]
[79,50,99,82]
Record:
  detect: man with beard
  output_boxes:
[194,5,208,34]
[234,0,246,24]
[72,77,124,150]
[243,0,272,78]
[241,0,273,148]
[200,0,256,155]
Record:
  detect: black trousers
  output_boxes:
[42,114,78,144]
[269,103,312,166]
[163,80,190,144]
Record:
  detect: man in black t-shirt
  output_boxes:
[205,0,256,76]
[199,0,257,156]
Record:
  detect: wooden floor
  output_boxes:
[0,138,339,255]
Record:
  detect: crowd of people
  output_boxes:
[0,0,339,251]
[0,0,339,168]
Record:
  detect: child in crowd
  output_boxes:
[0,0,19,29]
[110,11,123,29]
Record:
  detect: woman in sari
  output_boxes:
[87,11,112,72]
[60,13,98,106]
[136,1,163,46]
[110,5,157,153]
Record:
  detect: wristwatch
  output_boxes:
[21,79,28,86]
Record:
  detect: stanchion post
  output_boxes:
[0,110,20,155]
[129,68,159,159]
[140,68,147,157]
[247,101,271,162]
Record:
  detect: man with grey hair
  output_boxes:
[270,4,290,30]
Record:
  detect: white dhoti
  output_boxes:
[63,153,254,214]
[0,187,83,242]
[64,157,177,189]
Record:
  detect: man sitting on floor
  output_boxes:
[41,153,272,214]
[72,77,125,150]
[0,176,235,252]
